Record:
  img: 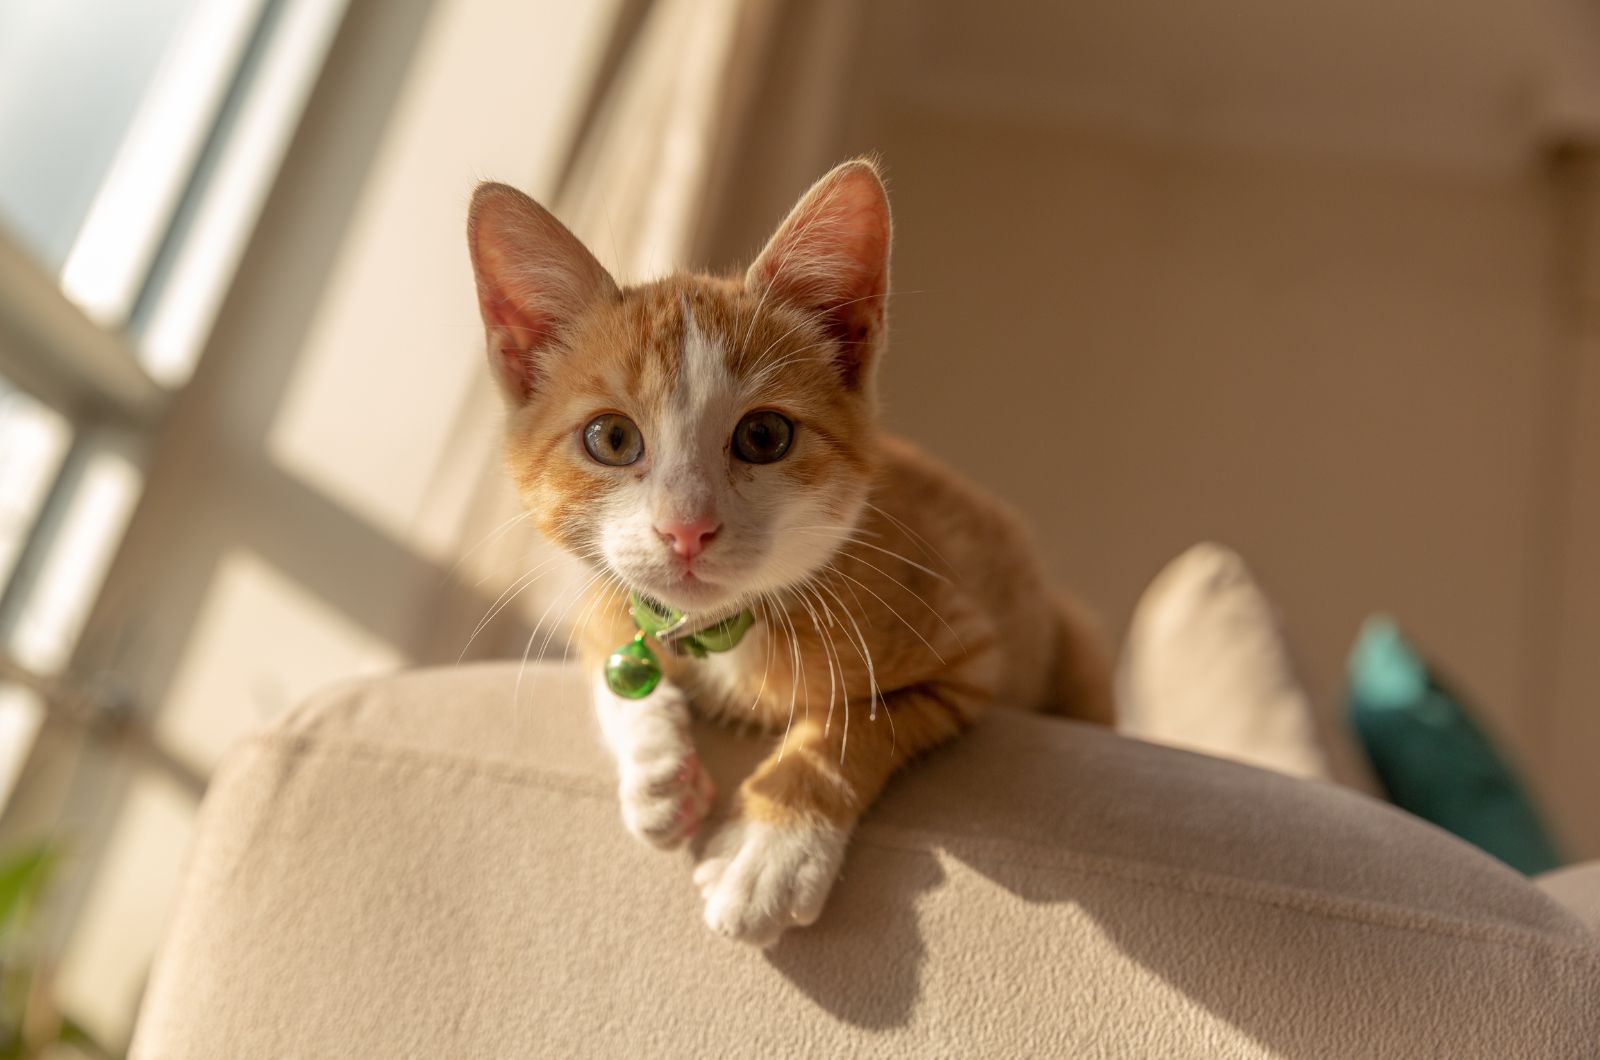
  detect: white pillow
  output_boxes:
[1117,543,1333,781]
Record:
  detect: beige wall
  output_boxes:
[1545,157,1600,858]
[875,108,1565,810]
[707,34,1593,853]
[879,110,1552,721]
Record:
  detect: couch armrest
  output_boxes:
[132,663,1600,1058]
[1539,862,1600,935]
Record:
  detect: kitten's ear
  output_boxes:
[746,159,891,389]
[467,182,618,403]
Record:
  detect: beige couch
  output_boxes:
[132,661,1599,1057]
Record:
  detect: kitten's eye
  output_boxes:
[583,413,644,466]
[732,410,794,464]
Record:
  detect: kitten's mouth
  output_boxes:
[632,571,730,615]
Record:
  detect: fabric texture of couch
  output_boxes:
[131,661,1600,1057]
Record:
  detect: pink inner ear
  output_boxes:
[748,164,891,389]
[492,341,535,404]
[467,181,620,405]
[754,201,889,311]
[478,280,554,403]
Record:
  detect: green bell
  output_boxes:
[605,634,661,699]
[606,593,754,698]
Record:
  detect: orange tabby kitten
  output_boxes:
[467,159,1113,946]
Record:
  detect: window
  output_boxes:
[0,0,349,807]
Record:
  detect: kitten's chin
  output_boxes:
[629,572,740,617]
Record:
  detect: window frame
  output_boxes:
[0,0,352,809]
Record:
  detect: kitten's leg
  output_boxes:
[1047,593,1117,725]
[694,682,979,945]
[593,675,714,849]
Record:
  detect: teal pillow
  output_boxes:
[1346,617,1562,875]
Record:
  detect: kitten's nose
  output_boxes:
[656,516,721,560]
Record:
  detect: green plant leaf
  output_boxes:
[0,844,58,942]
[58,1015,110,1056]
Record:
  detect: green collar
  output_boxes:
[603,592,755,699]
[628,592,754,657]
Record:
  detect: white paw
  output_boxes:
[618,744,714,849]
[693,817,849,946]
[594,676,713,849]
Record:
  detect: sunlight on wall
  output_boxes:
[0,687,42,808]
[155,547,404,774]
[265,0,617,563]
[56,764,194,1045]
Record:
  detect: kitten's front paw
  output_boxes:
[619,745,715,849]
[693,817,849,946]
[596,677,712,849]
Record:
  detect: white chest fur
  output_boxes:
[678,619,775,721]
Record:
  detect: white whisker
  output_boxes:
[514,565,609,714]
[746,594,775,714]
[457,553,566,662]
[787,526,949,586]
[836,545,965,653]
[795,582,840,744]
[811,573,881,757]
[564,574,624,663]
[864,500,951,568]
[838,539,950,584]
[829,562,947,665]
[772,594,805,759]
[790,586,828,717]
[442,509,534,586]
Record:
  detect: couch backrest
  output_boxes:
[133,663,1600,1057]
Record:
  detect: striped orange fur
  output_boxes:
[468,159,1112,945]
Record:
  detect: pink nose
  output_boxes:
[656,516,721,560]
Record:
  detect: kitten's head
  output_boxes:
[466,160,892,616]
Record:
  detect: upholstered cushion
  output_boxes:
[132,663,1600,1058]
[1538,862,1600,936]
[1119,543,1337,781]
[1348,616,1565,875]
